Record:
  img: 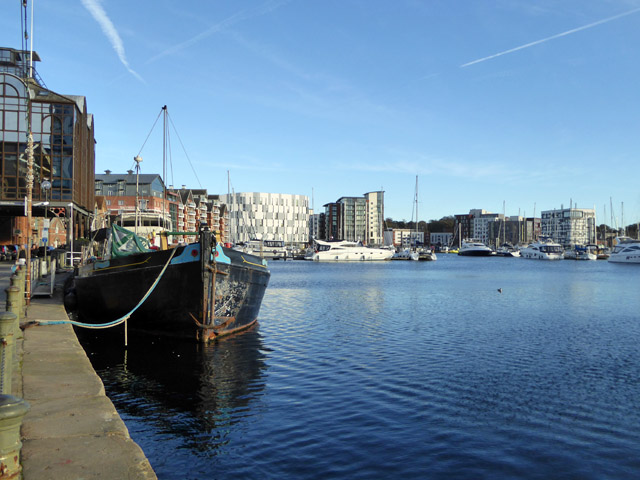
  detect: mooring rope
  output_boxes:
[37,247,178,329]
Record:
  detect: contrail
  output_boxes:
[147,0,292,64]
[81,0,144,82]
[461,7,640,68]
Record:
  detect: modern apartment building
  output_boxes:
[541,207,596,246]
[486,216,540,247]
[221,192,310,247]
[323,191,385,245]
[473,212,502,245]
[430,232,452,247]
[364,191,385,246]
[384,229,425,247]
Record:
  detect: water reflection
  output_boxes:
[75,327,268,448]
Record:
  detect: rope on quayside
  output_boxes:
[37,247,178,329]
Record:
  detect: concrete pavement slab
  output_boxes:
[9,265,157,479]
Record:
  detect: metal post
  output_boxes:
[12,270,25,315]
[0,394,29,478]
[0,313,17,395]
[5,287,22,326]
[42,180,51,275]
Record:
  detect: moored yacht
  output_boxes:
[311,240,394,262]
[391,248,418,261]
[608,236,640,264]
[235,239,288,260]
[457,240,494,257]
[495,243,520,257]
[520,237,563,260]
[416,247,437,261]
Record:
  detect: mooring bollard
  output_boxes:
[4,287,21,326]
[7,278,23,325]
[0,313,16,396]
[0,395,29,478]
[12,270,25,313]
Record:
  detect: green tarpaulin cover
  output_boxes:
[110,224,152,257]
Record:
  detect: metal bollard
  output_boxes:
[4,288,21,326]
[0,395,29,479]
[7,279,23,325]
[12,270,25,313]
[0,313,16,396]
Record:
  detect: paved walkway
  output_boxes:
[0,263,156,479]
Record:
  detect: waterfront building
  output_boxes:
[487,216,539,247]
[170,187,227,244]
[453,213,475,245]
[364,191,385,246]
[0,47,95,248]
[221,192,310,248]
[96,171,177,245]
[430,232,452,247]
[541,207,596,246]
[322,191,385,245]
[309,211,324,243]
[95,174,228,245]
[385,229,425,248]
[473,212,502,246]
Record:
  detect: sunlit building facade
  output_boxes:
[222,192,309,247]
[0,47,95,247]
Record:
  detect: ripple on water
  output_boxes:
[78,258,640,479]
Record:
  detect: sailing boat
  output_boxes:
[413,176,436,261]
[65,107,271,342]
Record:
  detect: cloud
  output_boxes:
[80,0,144,83]
[461,7,640,68]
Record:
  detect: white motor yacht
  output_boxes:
[495,243,520,257]
[234,239,288,260]
[391,248,418,261]
[520,237,564,260]
[311,240,394,262]
[457,240,494,256]
[608,236,640,264]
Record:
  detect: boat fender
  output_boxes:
[62,275,75,296]
[63,290,77,311]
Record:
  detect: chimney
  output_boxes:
[127,170,134,175]
[104,169,112,175]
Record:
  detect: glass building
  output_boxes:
[0,47,95,246]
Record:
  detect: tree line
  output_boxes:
[385,216,456,235]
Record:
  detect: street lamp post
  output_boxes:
[41,180,51,271]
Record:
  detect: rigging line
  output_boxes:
[136,107,164,158]
[21,1,28,79]
[167,123,174,188]
[167,112,202,188]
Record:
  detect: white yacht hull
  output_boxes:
[312,250,393,261]
[608,237,640,264]
[520,250,563,260]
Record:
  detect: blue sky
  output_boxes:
[2,1,639,227]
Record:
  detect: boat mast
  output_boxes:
[162,106,167,231]
[415,175,418,250]
[134,155,142,235]
[227,170,232,244]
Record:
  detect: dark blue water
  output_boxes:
[77,256,640,479]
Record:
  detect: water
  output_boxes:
[76,256,640,479]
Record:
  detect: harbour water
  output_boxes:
[77,256,640,479]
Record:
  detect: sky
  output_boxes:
[1,0,640,227]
